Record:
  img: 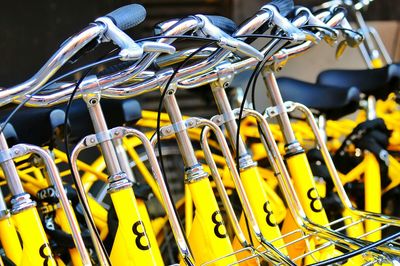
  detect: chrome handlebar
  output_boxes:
[17,4,347,107]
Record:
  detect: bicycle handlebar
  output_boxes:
[316,0,373,11]
[0,4,147,107]
[16,3,346,107]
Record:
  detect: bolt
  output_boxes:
[223,82,229,88]
[89,98,98,105]
[90,138,95,143]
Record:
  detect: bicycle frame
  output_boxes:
[0,131,91,265]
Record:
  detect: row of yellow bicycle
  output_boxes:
[0,0,399,265]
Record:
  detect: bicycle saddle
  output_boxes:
[277,77,360,119]
[0,98,142,146]
[317,63,400,100]
[0,105,65,147]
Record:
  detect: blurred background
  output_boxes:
[0,0,399,110]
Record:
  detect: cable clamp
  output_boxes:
[96,130,112,143]
[160,118,201,137]
[264,101,296,118]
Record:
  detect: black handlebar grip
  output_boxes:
[205,15,238,36]
[105,4,146,31]
[268,0,294,17]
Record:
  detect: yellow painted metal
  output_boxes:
[364,153,382,241]
[281,211,305,262]
[0,216,22,264]
[54,207,82,265]
[87,196,108,239]
[240,167,287,252]
[342,208,365,238]
[286,153,330,226]
[383,155,400,194]
[13,207,57,266]
[185,184,193,234]
[123,138,163,204]
[109,188,163,266]
[188,178,237,265]
[371,58,384,68]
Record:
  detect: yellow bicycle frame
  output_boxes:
[0,214,22,264]
[13,207,57,265]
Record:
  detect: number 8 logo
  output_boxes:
[211,211,227,238]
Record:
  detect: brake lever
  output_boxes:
[194,14,264,61]
[96,17,143,61]
[295,7,338,45]
[262,5,307,42]
[334,16,364,59]
[141,42,176,54]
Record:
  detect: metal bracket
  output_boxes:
[160,80,177,95]
[211,108,252,127]
[0,149,12,163]
[185,163,209,183]
[212,62,235,89]
[264,101,296,118]
[159,117,202,137]
[95,130,112,143]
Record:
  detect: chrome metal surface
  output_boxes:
[113,138,135,182]
[0,133,24,195]
[367,95,377,120]
[0,189,6,213]
[10,193,36,214]
[317,114,327,143]
[83,92,122,175]
[210,83,248,157]
[70,138,111,266]
[95,17,143,60]
[355,10,379,60]
[107,172,133,193]
[163,85,199,168]
[262,71,297,144]
[369,27,392,64]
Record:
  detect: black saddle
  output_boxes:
[277,77,360,120]
[317,63,400,100]
[0,105,65,147]
[61,98,143,144]
[0,98,142,146]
